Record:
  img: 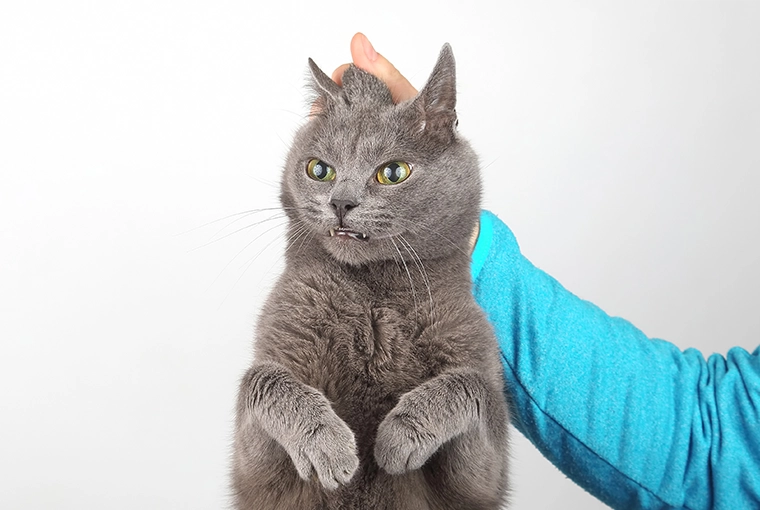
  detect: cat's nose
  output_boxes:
[330,198,359,220]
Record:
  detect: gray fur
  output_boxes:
[232,44,511,509]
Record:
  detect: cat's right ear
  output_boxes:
[308,58,342,116]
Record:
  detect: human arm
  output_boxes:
[472,210,760,510]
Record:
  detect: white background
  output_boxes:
[2,1,758,508]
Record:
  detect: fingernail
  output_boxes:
[362,34,378,62]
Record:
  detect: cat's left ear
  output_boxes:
[408,44,458,144]
[308,58,342,115]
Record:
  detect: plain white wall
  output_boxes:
[1,1,758,508]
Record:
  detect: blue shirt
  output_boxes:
[471,210,760,510]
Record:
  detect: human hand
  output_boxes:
[331,33,418,103]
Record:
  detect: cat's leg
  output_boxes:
[374,370,509,507]
[233,361,360,501]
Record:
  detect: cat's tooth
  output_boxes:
[329,228,335,237]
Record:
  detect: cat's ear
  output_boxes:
[308,58,342,115]
[408,44,458,144]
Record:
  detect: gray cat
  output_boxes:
[232,45,510,510]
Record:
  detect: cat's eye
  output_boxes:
[306,159,336,182]
[376,162,412,185]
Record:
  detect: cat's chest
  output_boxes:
[291,275,432,383]
[262,263,470,401]
[321,297,420,366]
[315,300,432,420]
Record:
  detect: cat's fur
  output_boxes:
[232,45,510,510]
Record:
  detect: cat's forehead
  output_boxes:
[310,108,408,167]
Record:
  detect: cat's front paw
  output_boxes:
[285,412,360,491]
[374,410,441,475]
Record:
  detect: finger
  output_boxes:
[331,63,351,87]
[349,32,418,103]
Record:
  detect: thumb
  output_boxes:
[341,33,418,103]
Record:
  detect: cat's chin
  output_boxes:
[319,234,389,267]
[323,241,374,266]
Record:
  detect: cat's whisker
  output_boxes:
[287,219,315,257]
[285,228,303,248]
[294,231,312,257]
[220,219,308,302]
[215,220,292,309]
[175,207,294,237]
[239,220,306,282]
[284,219,308,245]
[274,107,311,120]
[191,213,288,252]
[385,239,404,273]
[394,217,470,257]
[234,221,294,272]
[481,157,500,171]
[275,131,293,150]
[390,236,419,321]
[285,221,313,259]
[206,218,290,294]
[205,211,288,245]
[243,173,280,189]
[252,225,309,293]
[398,234,435,321]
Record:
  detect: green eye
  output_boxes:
[376,161,411,185]
[306,159,336,181]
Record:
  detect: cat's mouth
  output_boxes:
[329,227,369,241]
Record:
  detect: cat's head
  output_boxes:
[281,44,481,266]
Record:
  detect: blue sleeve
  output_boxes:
[471,210,760,510]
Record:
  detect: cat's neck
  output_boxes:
[285,233,473,294]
